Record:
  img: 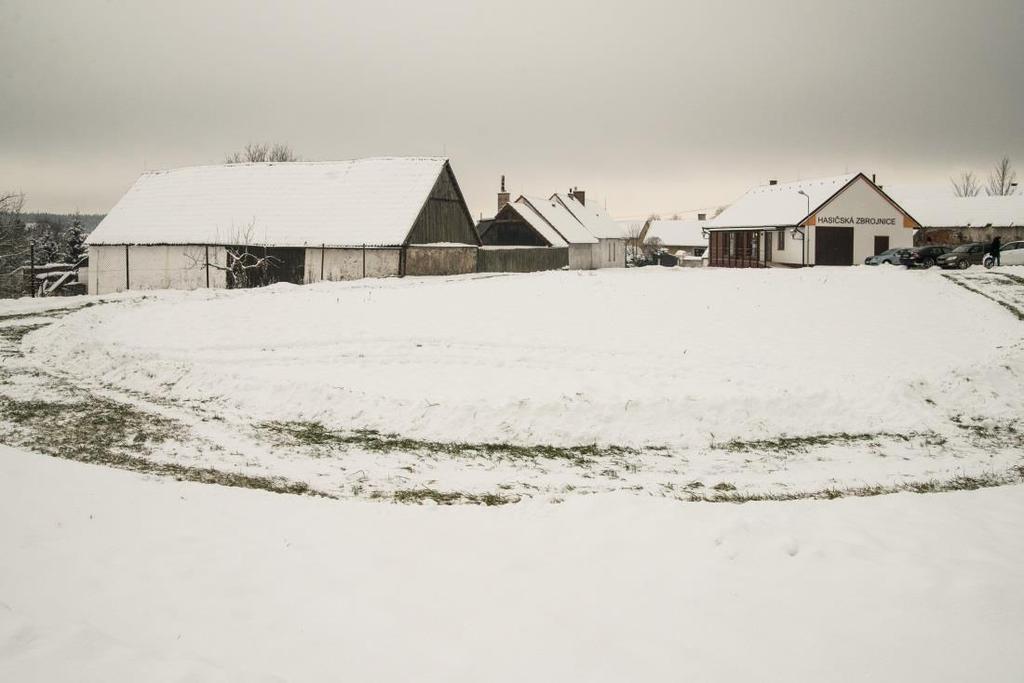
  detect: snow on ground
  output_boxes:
[1,444,1022,682]
[4,266,1022,499]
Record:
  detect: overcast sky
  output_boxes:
[1,0,1021,219]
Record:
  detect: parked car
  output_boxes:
[900,245,951,268]
[937,243,987,269]
[865,248,911,265]
[984,241,1024,268]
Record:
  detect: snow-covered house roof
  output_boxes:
[887,187,1024,228]
[500,201,569,247]
[517,196,598,245]
[644,219,709,247]
[87,157,457,247]
[706,174,858,229]
[552,194,625,239]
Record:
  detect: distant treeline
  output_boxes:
[24,212,105,235]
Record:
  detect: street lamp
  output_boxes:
[796,190,810,266]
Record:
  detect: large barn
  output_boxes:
[704,173,920,267]
[889,188,1024,246]
[85,157,480,294]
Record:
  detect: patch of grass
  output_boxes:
[260,420,639,467]
[0,395,330,499]
[712,431,916,454]
[380,488,520,506]
[682,469,1023,504]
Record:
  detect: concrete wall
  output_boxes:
[591,238,626,268]
[477,246,568,273]
[303,247,401,282]
[404,246,477,276]
[568,244,594,270]
[88,245,228,295]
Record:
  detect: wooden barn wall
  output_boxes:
[479,206,550,247]
[477,247,569,273]
[406,165,479,246]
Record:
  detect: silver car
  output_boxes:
[865,248,910,265]
[984,241,1024,268]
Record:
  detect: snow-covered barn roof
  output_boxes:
[644,219,709,247]
[501,201,569,247]
[87,157,454,247]
[517,196,598,245]
[706,174,858,229]
[552,194,625,239]
[887,187,1024,228]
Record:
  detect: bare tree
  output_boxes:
[986,156,1017,196]
[225,142,300,164]
[0,192,28,297]
[951,171,980,197]
[624,222,646,263]
[185,221,281,289]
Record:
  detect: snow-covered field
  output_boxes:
[2,443,1023,682]
[4,266,1023,499]
[2,266,1024,680]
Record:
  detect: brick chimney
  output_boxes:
[569,186,586,205]
[697,213,707,221]
[497,175,510,212]
[769,179,778,186]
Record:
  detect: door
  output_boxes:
[815,226,855,266]
[874,235,889,255]
[764,231,773,262]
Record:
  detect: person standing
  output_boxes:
[990,235,1002,266]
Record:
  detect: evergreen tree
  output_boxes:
[39,235,62,264]
[64,216,87,264]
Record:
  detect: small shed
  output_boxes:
[85,157,480,294]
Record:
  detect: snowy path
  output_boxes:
[2,268,1023,502]
[1,443,1022,681]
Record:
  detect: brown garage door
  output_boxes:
[815,226,854,266]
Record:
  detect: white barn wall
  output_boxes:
[88,245,227,295]
[303,248,401,283]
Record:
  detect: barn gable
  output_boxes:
[405,162,480,246]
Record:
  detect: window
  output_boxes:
[777,229,785,250]
[728,232,736,257]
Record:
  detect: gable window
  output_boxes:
[777,228,785,250]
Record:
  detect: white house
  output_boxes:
[642,217,710,256]
[704,173,920,267]
[551,190,626,268]
[85,157,480,294]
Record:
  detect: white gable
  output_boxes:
[553,194,625,239]
[707,174,857,228]
[516,196,598,245]
[87,157,450,247]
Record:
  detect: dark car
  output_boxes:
[900,245,952,268]
[936,243,987,269]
